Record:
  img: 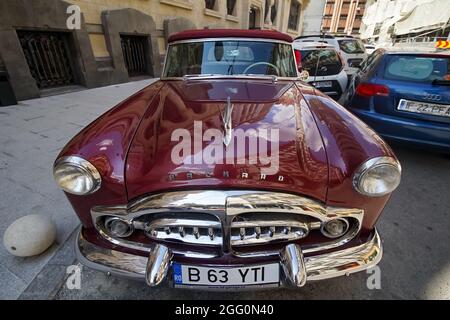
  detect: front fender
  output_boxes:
[303,88,397,231]
[56,81,164,226]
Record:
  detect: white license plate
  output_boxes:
[398,99,450,118]
[173,263,280,288]
[313,81,332,88]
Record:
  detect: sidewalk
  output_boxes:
[0,79,156,299]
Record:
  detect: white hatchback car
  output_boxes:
[294,35,367,76]
[364,44,376,55]
[293,41,348,101]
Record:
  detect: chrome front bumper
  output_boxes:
[75,228,382,289]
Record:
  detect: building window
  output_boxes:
[249,6,261,29]
[322,16,331,31]
[353,17,362,31]
[373,23,382,36]
[227,0,237,15]
[271,0,278,24]
[338,16,347,30]
[288,0,301,31]
[205,0,217,10]
[264,0,278,24]
[264,0,270,22]
[160,0,193,11]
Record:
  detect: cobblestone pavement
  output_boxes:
[1,79,449,299]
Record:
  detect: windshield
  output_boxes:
[384,55,450,83]
[299,49,342,76]
[338,39,365,54]
[163,40,297,78]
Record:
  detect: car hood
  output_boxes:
[125,79,329,202]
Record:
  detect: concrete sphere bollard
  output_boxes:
[3,214,56,257]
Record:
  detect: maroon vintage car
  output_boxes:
[53,29,401,290]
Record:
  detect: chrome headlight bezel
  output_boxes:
[53,156,101,195]
[352,156,401,197]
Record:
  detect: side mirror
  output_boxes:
[299,70,309,81]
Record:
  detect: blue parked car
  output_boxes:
[344,49,450,153]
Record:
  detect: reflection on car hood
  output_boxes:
[125,80,329,202]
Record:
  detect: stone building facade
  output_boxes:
[360,0,450,46]
[321,0,367,35]
[0,0,308,101]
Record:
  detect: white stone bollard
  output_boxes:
[3,214,56,257]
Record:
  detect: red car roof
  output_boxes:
[168,29,293,43]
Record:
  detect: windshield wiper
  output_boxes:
[181,74,279,82]
[243,74,278,82]
[432,79,450,86]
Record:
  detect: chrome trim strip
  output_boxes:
[160,75,300,81]
[231,220,310,229]
[168,37,293,46]
[75,228,383,289]
[146,218,221,229]
[221,96,234,147]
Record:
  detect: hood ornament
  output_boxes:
[221,96,234,147]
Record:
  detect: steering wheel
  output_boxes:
[243,62,280,76]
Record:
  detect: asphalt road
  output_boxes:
[54,143,450,300]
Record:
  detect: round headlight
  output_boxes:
[53,156,101,195]
[353,156,401,197]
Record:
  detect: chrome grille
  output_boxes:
[230,220,312,246]
[91,190,364,257]
[142,218,222,246]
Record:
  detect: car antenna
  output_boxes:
[313,31,326,86]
